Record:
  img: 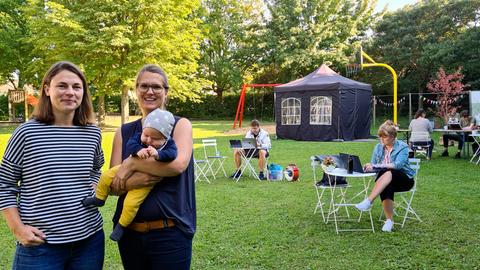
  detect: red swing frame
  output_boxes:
[233,83,281,129]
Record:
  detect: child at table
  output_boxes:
[82,108,177,241]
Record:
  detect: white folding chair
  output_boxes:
[379,158,422,227]
[311,156,350,224]
[202,139,227,179]
[409,131,431,160]
[194,159,211,183]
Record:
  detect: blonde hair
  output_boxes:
[377,120,397,138]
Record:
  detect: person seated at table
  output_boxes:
[441,110,478,158]
[230,119,271,180]
[408,109,434,159]
[447,109,460,124]
[355,120,416,232]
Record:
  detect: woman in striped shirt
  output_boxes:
[0,61,105,269]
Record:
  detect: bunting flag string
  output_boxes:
[419,94,465,105]
[374,96,406,107]
[374,94,466,107]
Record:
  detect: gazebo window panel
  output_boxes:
[281,98,301,125]
[310,96,332,125]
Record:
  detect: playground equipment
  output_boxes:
[346,47,399,124]
[233,83,280,129]
[8,89,36,122]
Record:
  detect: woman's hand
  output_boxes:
[363,163,373,172]
[14,224,46,247]
[110,160,134,194]
[125,172,162,190]
[110,171,162,194]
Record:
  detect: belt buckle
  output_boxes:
[145,221,151,232]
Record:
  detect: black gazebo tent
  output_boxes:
[274,64,372,141]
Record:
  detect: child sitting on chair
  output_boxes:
[82,108,177,241]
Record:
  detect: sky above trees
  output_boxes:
[376,0,418,12]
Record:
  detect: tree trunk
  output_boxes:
[97,94,106,127]
[121,85,129,125]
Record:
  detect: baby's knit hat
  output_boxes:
[143,108,175,139]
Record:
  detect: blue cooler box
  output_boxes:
[268,164,283,181]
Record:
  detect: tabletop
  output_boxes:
[325,168,376,178]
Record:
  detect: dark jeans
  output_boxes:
[12,229,104,270]
[118,226,193,270]
[376,170,414,201]
[443,133,475,150]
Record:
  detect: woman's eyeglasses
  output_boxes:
[137,83,166,93]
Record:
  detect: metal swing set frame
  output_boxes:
[233,83,281,129]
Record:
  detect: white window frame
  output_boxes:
[281,98,301,125]
[310,96,332,125]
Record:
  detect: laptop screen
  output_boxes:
[448,123,462,130]
[339,153,367,173]
[229,139,242,148]
[241,138,257,149]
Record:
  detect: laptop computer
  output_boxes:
[229,139,242,148]
[340,153,383,174]
[229,138,257,149]
[447,123,462,130]
[241,138,257,149]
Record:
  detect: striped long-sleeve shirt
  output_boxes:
[0,120,104,244]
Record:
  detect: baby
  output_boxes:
[82,108,177,241]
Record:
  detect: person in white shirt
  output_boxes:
[230,119,271,180]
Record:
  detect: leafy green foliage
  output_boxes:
[0,0,33,88]
[258,0,378,83]
[197,0,264,97]
[364,0,480,94]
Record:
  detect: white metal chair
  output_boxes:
[379,158,422,228]
[201,139,227,179]
[194,158,211,183]
[409,131,431,160]
[311,156,350,223]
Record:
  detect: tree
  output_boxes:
[23,0,206,125]
[367,0,480,94]
[427,67,465,123]
[0,0,33,89]
[257,0,378,83]
[197,0,264,98]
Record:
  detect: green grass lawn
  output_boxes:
[1,120,479,269]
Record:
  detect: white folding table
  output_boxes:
[324,168,376,234]
[232,146,261,182]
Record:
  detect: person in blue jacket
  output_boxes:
[355,120,416,232]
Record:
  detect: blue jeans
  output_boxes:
[12,229,104,270]
[118,226,193,270]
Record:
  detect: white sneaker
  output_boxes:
[355,198,372,211]
[382,219,394,232]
